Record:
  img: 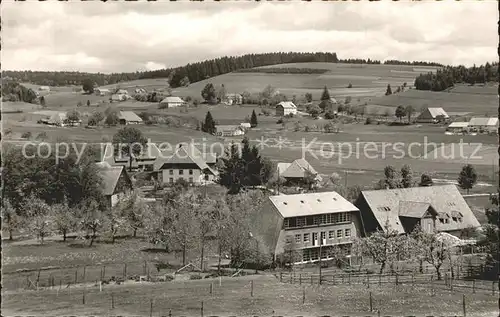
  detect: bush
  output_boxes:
[36,132,48,140]
[276,118,283,124]
[158,103,167,109]
[365,117,373,125]
[261,109,271,116]
[21,131,32,139]
[190,274,202,280]
[285,113,294,118]
[324,111,336,119]
[185,96,192,102]
[347,83,353,88]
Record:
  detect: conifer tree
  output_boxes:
[250,110,258,127]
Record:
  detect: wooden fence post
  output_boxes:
[395,273,398,286]
[250,280,254,297]
[462,294,466,317]
[299,274,302,285]
[200,301,204,317]
[492,281,496,295]
[411,273,415,289]
[378,274,381,286]
[369,291,373,312]
[82,286,86,305]
[150,298,153,317]
[103,266,106,280]
[83,265,87,282]
[472,279,475,293]
[302,286,306,304]
[290,273,293,284]
[144,260,147,275]
[310,275,313,285]
[210,283,213,295]
[450,275,454,292]
[111,293,115,309]
[280,272,283,282]
[367,275,370,289]
[430,275,434,296]
[75,269,78,284]
[124,263,127,278]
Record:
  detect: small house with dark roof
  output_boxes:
[355,185,480,237]
[277,158,323,186]
[118,111,143,125]
[250,191,362,264]
[96,162,133,208]
[214,125,245,137]
[416,107,449,123]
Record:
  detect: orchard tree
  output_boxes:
[395,105,406,122]
[79,200,104,247]
[66,109,80,123]
[50,200,78,242]
[88,111,105,126]
[361,222,401,274]
[112,126,148,171]
[458,164,478,194]
[2,199,22,241]
[103,203,128,243]
[104,110,120,126]
[308,104,322,119]
[216,84,227,102]
[400,164,414,188]
[375,165,400,189]
[24,196,53,244]
[411,229,451,280]
[119,190,147,237]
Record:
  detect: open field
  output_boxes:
[365,89,496,116]
[3,274,497,316]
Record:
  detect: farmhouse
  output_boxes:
[416,107,449,123]
[468,117,499,133]
[277,158,323,186]
[97,142,166,171]
[276,101,298,117]
[224,93,243,105]
[355,185,480,237]
[39,112,81,127]
[135,88,147,94]
[156,143,218,185]
[251,191,362,263]
[240,122,251,130]
[446,122,469,134]
[111,94,127,102]
[38,86,50,92]
[118,111,143,125]
[96,162,133,208]
[116,89,129,95]
[95,88,111,96]
[160,96,185,108]
[215,125,246,137]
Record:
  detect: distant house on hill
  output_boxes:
[224,93,243,105]
[135,88,147,94]
[38,86,50,92]
[118,111,143,125]
[96,162,133,208]
[355,185,481,237]
[160,96,185,108]
[156,143,218,186]
[416,107,449,123]
[276,101,297,117]
[468,117,498,133]
[95,88,111,96]
[251,191,362,264]
[116,89,129,95]
[277,158,323,187]
[240,122,251,130]
[215,125,246,137]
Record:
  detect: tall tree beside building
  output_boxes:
[395,105,406,122]
[457,164,478,194]
[405,105,415,123]
[400,164,414,188]
[218,143,245,194]
[201,83,217,104]
[305,92,313,103]
[1,199,22,241]
[250,110,258,127]
[112,127,148,172]
[82,78,95,94]
[201,111,216,135]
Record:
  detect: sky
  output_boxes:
[2,0,498,73]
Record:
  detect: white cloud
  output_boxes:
[2,1,497,72]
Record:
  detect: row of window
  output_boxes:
[283,212,351,229]
[169,177,194,183]
[169,169,194,175]
[439,217,462,224]
[291,228,351,244]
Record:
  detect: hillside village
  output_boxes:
[2,55,499,315]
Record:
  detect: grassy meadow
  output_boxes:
[3,273,497,316]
